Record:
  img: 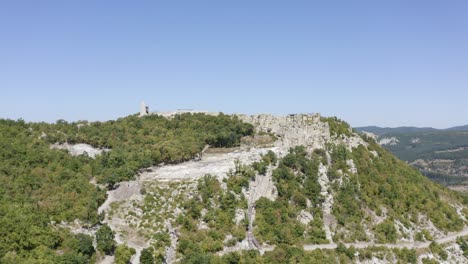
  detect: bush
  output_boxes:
[140,248,154,264]
[374,220,397,243]
[114,244,136,264]
[429,242,447,260]
[73,234,94,257]
[456,236,468,256]
[394,248,417,264]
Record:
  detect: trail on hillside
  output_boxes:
[301,227,468,251]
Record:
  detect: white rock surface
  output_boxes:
[235,209,246,225]
[246,170,278,204]
[238,114,330,149]
[50,143,110,158]
[347,159,358,174]
[318,163,334,242]
[297,210,314,225]
[140,147,282,182]
[379,137,399,146]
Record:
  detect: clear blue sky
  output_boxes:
[1,0,467,128]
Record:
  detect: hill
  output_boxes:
[356,125,468,187]
[355,126,438,136]
[355,125,468,136]
[1,113,467,264]
[446,125,468,132]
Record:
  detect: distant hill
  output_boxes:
[355,124,468,187]
[355,124,468,136]
[355,126,438,136]
[446,125,468,131]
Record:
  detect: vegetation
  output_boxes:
[140,248,155,264]
[321,116,353,137]
[177,175,248,256]
[254,146,327,245]
[368,130,468,186]
[428,241,448,261]
[350,141,465,233]
[174,245,423,264]
[328,135,465,243]
[0,114,253,262]
[1,112,466,262]
[114,244,136,264]
[456,236,468,257]
[374,219,397,243]
[96,224,116,255]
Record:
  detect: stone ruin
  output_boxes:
[140,102,149,117]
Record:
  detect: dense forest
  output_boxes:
[0,113,253,263]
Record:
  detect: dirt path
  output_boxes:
[302,227,468,251]
[245,167,278,251]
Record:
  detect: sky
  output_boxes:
[1,0,467,128]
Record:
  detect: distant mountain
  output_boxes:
[355,124,468,136]
[446,125,468,131]
[355,126,437,136]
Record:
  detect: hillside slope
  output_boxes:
[100,114,468,263]
[358,129,468,187]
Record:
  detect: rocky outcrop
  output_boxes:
[379,137,399,146]
[238,114,330,150]
[50,143,110,158]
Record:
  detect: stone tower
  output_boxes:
[140,101,149,117]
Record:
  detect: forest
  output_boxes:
[0,113,253,263]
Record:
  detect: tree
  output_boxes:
[140,248,154,264]
[74,233,94,257]
[96,224,115,255]
[115,244,136,264]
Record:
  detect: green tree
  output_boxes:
[374,219,397,243]
[140,248,155,264]
[115,244,136,264]
[74,233,94,257]
[96,224,115,255]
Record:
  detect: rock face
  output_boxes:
[50,143,110,158]
[379,137,400,146]
[140,147,281,182]
[297,210,314,225]
[238,114,330,149]
[318,162,334,242]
